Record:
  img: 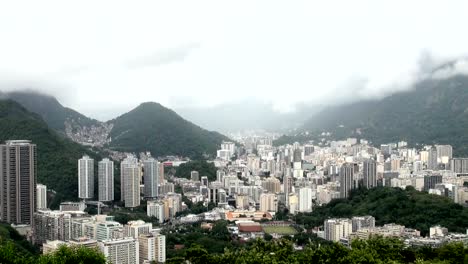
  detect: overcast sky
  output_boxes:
[1,1,468,121]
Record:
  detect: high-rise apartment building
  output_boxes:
[0,140,37,225]
[78,155,94,199]
[36,184,47,210]
[261,177,281,193]
[298,187,313,212]
[98,158,114,202]
[427,148,438,170]
[363,159,377,189]
[259,193,277,212]
[124,164,140,208]
[121,156,138,202]
[143,158,159,198]
[339,163,355,199]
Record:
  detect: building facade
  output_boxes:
[0,140,37,225]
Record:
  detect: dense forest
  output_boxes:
[294,187,468,236]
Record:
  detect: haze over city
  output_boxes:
[1,1,468,121]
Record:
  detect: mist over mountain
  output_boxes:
[275,59,468,155]
[176,100,322,133]
[0,90,100,132]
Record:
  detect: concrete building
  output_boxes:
[138,233,166,264]
[37,184,47,210]
[121,156,138,202]
[78,155,94,199]
[259,193,277,212]
[190,171,199,182]
[262,177,281,193]
[436,145,453,164]
[324,218,352,242]
[363,160,377,189]
[201,176,209,187]
[216,170,226,183]
[427,148,438,170]
[340,163,355,199]
[33,210,72,245]
[424,174,443,192]
[60,201,86,212]
[451,158,468,174]
[98,158,114,202]
[0,140,37,225]
[124,220,152,239]
[99,237,139,264]
[351,216,376,232]
[298,187,313,213]
[236,194,250,209]
[143,158,159,198]
[123,165,140,208]
[147,201,165,223]
[96,221,122,241]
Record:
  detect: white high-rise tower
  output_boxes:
[78,155,94,199]
[98,158,114,202]
[36,184,47,210]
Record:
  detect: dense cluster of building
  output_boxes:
[0,140,166,264]
[3,134,468,263]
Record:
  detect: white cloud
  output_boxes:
[1,1,468,120]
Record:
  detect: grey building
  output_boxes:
[143,158,159,198]
[363,159,377,189]
[0,140,37,225]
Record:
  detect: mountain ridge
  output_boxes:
[276,74,468,155]
[1,91,229,158]
[107,101,230,158]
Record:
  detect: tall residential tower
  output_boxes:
[0,140,37,225]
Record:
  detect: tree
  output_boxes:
[38,245,106,264]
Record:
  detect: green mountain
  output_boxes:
[1,91,100,132]
[279,74,468,155]
[107,102,229,158]
[0,100,99,208]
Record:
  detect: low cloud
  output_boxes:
[125,43,200,70]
